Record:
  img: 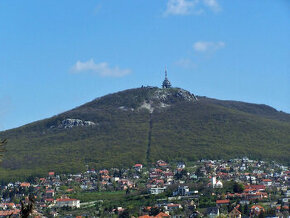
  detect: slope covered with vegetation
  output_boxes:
[0,87,289,181]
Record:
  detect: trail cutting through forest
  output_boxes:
[146,113,153,165]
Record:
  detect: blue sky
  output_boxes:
[0,0,289,130]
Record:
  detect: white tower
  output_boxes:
[212,176,217,188]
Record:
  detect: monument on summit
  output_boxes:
[162,68,172,89]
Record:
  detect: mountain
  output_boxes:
[1,86,290,181]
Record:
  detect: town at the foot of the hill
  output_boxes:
[1,158,289,217]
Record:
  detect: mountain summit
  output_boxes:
[0,86,289,180]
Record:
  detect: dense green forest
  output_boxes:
[0,87,289,181]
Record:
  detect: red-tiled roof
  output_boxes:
[155,212,170,217]
[3,202,15,207]
[99,170,109,174]
[56,198,78,202]
[251,205,264,210]
[45,198,54,202]
[20,182,30,187]
[0,209,20,215]
[216,199,230,204]
[230,207,241,215]
[167,203,180,207]
[244,185,265,190]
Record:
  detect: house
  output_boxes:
[157,160,169,168]
[216,199,230,207]
[177,162,185,169]
[46,190,55,198]
[149,187,167,195]
[173,186,190,196]
[39,178,46,183]
[242,187,268,200]
[134,164,143,171]
[112,177,120,182]
[44,198,55,204]
[228,207,241,218]
[20,182,30,188]
[240,200,250,205]
[119,179,134,189]
[250,205,265,217]
[285,190,290,197]
[99,169,109,175]
[0,209,20,217]
[155,212,170,217]
[211,177,223,188]
[55,198,80,208]
[190,174,198,180]
[112,206,125,215]
[244,185,265,192]
[0,203,16,210]
[262,179,272,186]
[206,207,220,218]
[138,212,170,218]
[164,203,182,211]
[48,172,55,177]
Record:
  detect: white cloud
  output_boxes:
[164,0,197,16]
[71,59,131,77]
[193,41,225,52]
[164,0,221,16]
[203,0,221,12]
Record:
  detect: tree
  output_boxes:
[243,204,249,216]
[118,209,130,218]
[126,187,131,195]
[0,138,35,218]
[149,207,161,216]
[0,139,7,163]
[20,194,35,218]
[258,210,265,218]
[195,167,203,177]
[233,182,244,193]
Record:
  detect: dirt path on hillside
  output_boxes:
[146,113,153,165]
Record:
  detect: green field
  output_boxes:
[69,190,126,202]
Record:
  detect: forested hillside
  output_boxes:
[1,87,289,181]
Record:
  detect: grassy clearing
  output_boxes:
[69,190,126,202]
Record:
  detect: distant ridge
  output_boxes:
[0,86,289,181]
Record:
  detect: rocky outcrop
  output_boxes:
[137,88,197,113]
[50,119,96,129]
[152,88,198,102]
